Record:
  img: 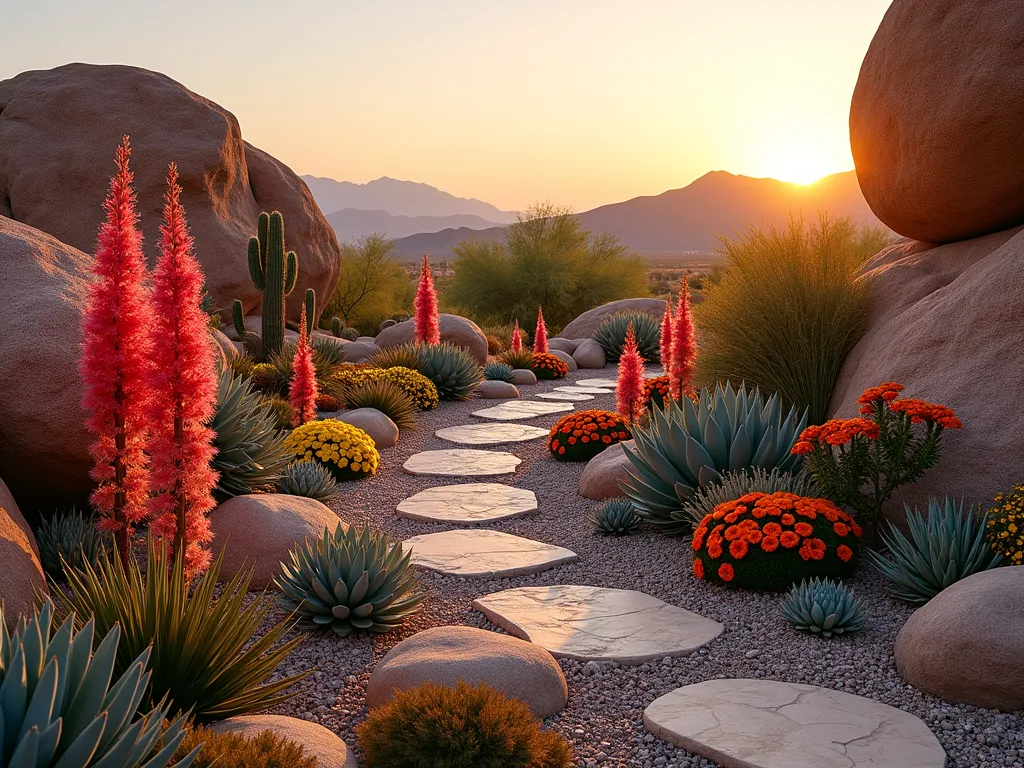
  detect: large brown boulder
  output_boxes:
[580,441,635,500]
[0,217,93,512]
[367,626,568,718]
[0,505,47,629]
[829,228,1024,512]
[210,494,343,590]
[0,476,38,555]
[0,63,340,318]
[850,0,1024,243]
[895,567,1024,711]
[375,313,487,365]
[559,298,666,340]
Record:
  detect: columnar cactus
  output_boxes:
[232,211,298,359]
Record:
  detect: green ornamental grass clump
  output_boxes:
[357,681,575,768]
[174,726,317,768]
[341,378,420,430]
[484,361,515,382]
[593,311,661,362]
[500,348,535,371]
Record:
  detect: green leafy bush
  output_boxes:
[499,348,535,370]
[276,460,340,502]
[0,602,199,768]
[322,234,411,335]
[781,578,866,638]
[357,681,575,768]
[174,726,317,768]
[593,499,642,535]
[697,216,890,424]
[869,497,1001,605]
[210,370,291,499]
[53,541,306,723]
[36,508,112,578]
[593,311,661,362]
[276,523,423,637]
[691,491,862,590]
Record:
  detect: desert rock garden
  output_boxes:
[3,4,1024,767]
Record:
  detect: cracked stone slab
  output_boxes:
[643,679,946,768]
[536,392,595,402]
[435,423,549,445]
[403,449,520,477]
[472,585,723,664]
[576,378,618,388]
[471,401,573,421]
[404,530,578,577]
[396,484,538,524]
[553,386,614,395]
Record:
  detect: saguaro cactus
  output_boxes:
[232,211,298,359]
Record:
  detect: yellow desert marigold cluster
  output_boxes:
[691,491,862,590]
[332,363,378,389]
[377,366,439,410]
[986,485,1024,565]
[531,352,569,380]
[548,410,631,462]
[283,419,379,481]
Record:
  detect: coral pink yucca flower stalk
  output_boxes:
[533,306,548,353]
[290,303,318,428]
[659,300,673,373]
[617,322,646,423]
[147,163,220,577]
[81,136,153,566]
[414,253,440,344]
[669,274,697,401]
[510,319,523,352]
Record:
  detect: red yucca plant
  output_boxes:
[659,300,673,373]
[414,253,440,344]
[617,322,646,423]
[147,163,220,577]
[290,304,318,427]
[510,319,523,352]
[533,306,548,353]
[81,136,153,565]
[669,275,696,400]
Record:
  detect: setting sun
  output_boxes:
[763,133,848,185]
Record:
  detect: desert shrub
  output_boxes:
[276,460,340,502]
[262,394,294,430]
[484,361,515,382]
[697,216,891,424]
[175,726,317,768]
[331,362,379,390]
[593,311,661,362]
[870,497,1001,605]
[284,419,379,480]
[445,202,646,330]
[691,491,862,590]
[53,540,305,722]
[593,498,642,535]
[486,334,506,354]
[276,523,423,637]
[343,379,420,430]
[369,342,482,400]
[229,353,256,380]
[531,351,568,380]
[500,348,535,370]
[249,362,278,393]
[357,681,575,768]
[322,233,411,331]
[370,344,423,371]
[781,578,866,638]
[549,410,631,461]
[986,485,1024,566]
[379,366,440,410]
[210,370,291,499]
[333,322,360,341]
[35,507,112,578]
[316,392,343,411]
[311,333,350,366]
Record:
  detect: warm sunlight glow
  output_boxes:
[759,131,847,186]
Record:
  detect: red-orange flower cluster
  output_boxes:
[887,398,963,429]
[794,418,880,453]
[856,381,904,414]
[549,410,631,461]
[531,352,569,380]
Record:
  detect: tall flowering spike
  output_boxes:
[290,304,318,428]
[659,300,673,373]
[669,274,697,400]
[617,322,646,423]
[81,136,153,565]
[147,163,220,578]
[510,319,523,352]
[414,253,440,344]
[533,306,548,353]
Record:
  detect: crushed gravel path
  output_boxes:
[267,367,1024,768]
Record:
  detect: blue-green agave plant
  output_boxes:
[0,602,199,768]
[869,496,1002,605]
[620,382,808,533]
[781,578,866,638]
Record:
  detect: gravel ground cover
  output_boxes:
[267,367,1024,768]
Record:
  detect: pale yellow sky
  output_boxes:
[1,0,892,211]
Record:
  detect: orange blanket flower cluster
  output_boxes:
[549,410,631,462]
[691,491,861,590]
[531,352,569,380]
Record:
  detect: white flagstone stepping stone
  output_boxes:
[536,391,595,402]
[397,484,538,524]
[553,386,613,395]
[472,585,723,664]
[643,679,946,768]
[471,401,573,421]
[435,423,549,445]
[403,449,520,477]
[576,378,618,388]
[404,530,577,578]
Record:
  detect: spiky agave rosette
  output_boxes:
[781,577,866,637]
